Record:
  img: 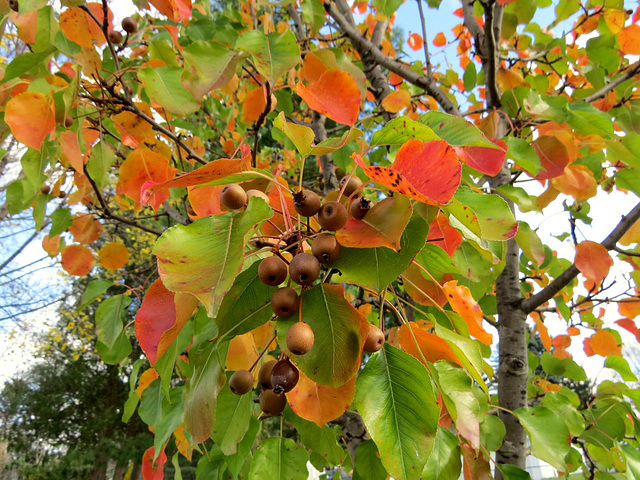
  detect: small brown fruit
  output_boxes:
[311,233,341,264]
[260,389,286,416]
[63,115,74,128]
[8,0,18,12]
[229,369,254,395]
[108,30,123,45]
[246,189,270,205]
[258,256,288,286]
[364,324,385,352]
[286,322,315,355]
[293,190,321,217]
[270,358,299,394]
[350,197,372,220]
[317,201,348,231]
[339,175,363,197]
[40,185,51,195]
[220,184,247,210]
[122,16,138,34]
[288,253,320,285]
[258,360,277,389]
[271,287,299,318]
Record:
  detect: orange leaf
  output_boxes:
[61,244,94,276]
[69,213,103,244]
[428,215,463,256]
[402,263,448,307]
[603,9,625,34]
[5,92,56,150]
[59,131,85,173]
[303,53,328,83]
[296,69,360,126]
[553,334,571,349]
[141,446,167,480]
[135,278,199,365]
[532,135,571,180]
[243,87,267,122]
[286,369,356,427]
[589,330,622,357]
[567,326,581,336]
[618,300,640,319]
[443,280,492,345]
[113,104,156,148]
[619,218,640,246]
[335,195,412,250]
[496,66,528,91]
[187,185,225,218]
[619,24,640,54]
[99,242,130,270]
[407,33,423,51]
[615,318,638,334]
[226,332,259,371]
[59,5,112,48]
[381,89,411,113]
[142,145,252,208]
[137,368,160,397]
[149,0,192,24]
[42,235,62,257]
[550,165,597,201]
[389,72,404,87]
[119,147,179,211]
[583,337,595,357]
[433,32,446,47]
[535,317,552,351]
[575,240,612,284]
[462,443,492,480]
[13,11,37,44]
[398,323,463,367]
[174,425,192,460]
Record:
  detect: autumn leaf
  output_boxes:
[137,368,160,397]
[141,446,167,480]
[575,240,613,284]
[148,0,192,24]
[99,242,130,270]
[113,104,157,149]
[407,33,423,51]
[296,69,360,126]
[302,52,328,83]
[433,32,446,47]
[428,214,463,256]
[187,185,225,218]
[454,138,507,176]
[286,369,356,427]
[61,244,94,276]
[398,323,463,367]
[59,4,112,48]
[42,235,62,257]
[550,164,597,201]
[381,90,411,113]
[535,317,552,351]
[5,92,56,150]
[225,332,259,371]
[243,87,267,122]
[443,280,492,345]
[532,136,571,180]
[59,131,84,173]
[496,66,528,91]
[615,318,638,334]
[402,263,448,307]
[619,24,640,54]
[69,214,103,244]
[589,330,622,357]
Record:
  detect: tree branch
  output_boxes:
[521,201,640,314]
[581,60,640,104]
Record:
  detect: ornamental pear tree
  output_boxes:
[1,0,640,478]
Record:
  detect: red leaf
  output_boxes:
[135,278,199,365]
[532,135,571,180]
[454,139,507,176]
[443,280,492,345]
[296,69,360,126]
[428,215,463,256]
[615,318,638,334]
[142,446,167,480]
[575,240,613,284]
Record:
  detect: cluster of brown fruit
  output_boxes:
[221,176,385,416]
[107,16,138,45]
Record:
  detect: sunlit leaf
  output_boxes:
[550,164,597,201]
[454,139,507,176]
[443,280,492,345]
[422,426,462,480]
[59,4,111,48]
[296,69,360,126]
[243,87,268,122]
[112,103,156,149]
[225,332,259,371]
[154,197,272,317]
[68,213,103,244]
[381,89,411,113]
[589,329,622,357]
[59,130,84,173]
[532,135,571,180]
[139,66,200,115]
[355,344,438,480]
[619,24,640,55]
[407,33,423,51]
[433,32,446,47]
[513,407,570,471]
[398,323,462,367]
[99,242,129,270]
[575,240,613,284]
[286,369,356,427]
[248,437,309,480]
[61,244,93,276]
[236,29,300,83]
[5,92,56,150]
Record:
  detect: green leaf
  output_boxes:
[579,402,627,449]
[355,344,439,480]
[541,392,586,437]
[540,352,587,382]
[122,359,145,423]
[154,388,184,461]
[183,341,228,444]
[553,0,580,24]
[616,169,640,197]
[236,30,300,83]
[422,426,462,480]
[434,324,487,393]
[212,384,253,455]
[301,0,325,34]
[182,41,238,100]
[95,295,131,350]
[352,440,388,480]
[497,464,532,480]
[415,243,459,281]
[225,416,260,477]
[48,206,73,237]
[604,355,638,382]
[248,437,309,480]
[479,415,506,452]
[418,111,496,147]
[139,379,164,427]
[96,331,132,365]
[497,184,539,215]
[277,284,369,387]
[463,62,477,92]
[434,361,480,449]
[214,261,277,342]
[515,221,545,268]
[567,102,614,138]
[504,137,542,175]
[78,279,113,310]
[332,216,428,292]
[310,128,363,155]
[155,320,194,398]
[622,444,640,480]
[284,407,345,466]
[139,66,200,115]
[154,197,273,317]
[370,116,440,147]
[86,141,116,188]
[449,186,518,241]
[372,0,403,17]
[273,112,315,156]
[2,50,54,84]
[513,406,570,471]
